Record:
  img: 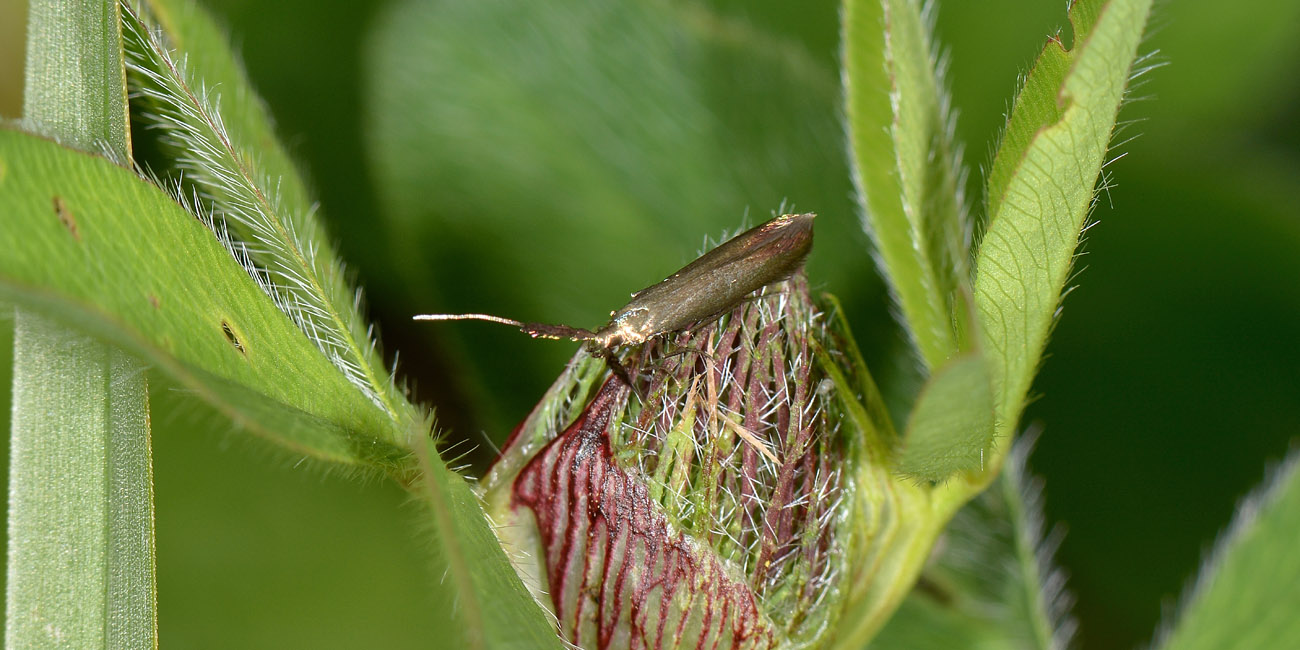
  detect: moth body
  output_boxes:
[416,213,815,363]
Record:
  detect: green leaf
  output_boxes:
[2,101,557,650]
[816,294,982,650]
[874,437,1074,650]
[411,432,563,649]
[121,0,410,424]
[842,0,967,371]
[6,313,157,649]
[117,5,560,636]
[817,292,899,454]
[898,352,995,481]
[974,0,1154,427]
[1156,451,1300,650]
[0,128,406,470]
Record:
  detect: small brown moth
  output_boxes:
[414,213,815,375]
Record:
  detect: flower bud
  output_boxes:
[483,275,899,649]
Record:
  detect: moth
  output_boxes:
[415,213,815,377]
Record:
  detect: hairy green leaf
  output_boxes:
[818,297,990,650]
[122,0,409,423]
[1156,452,1300,650]
[974,0,1154,427]
[898,352,994,481]
[411,432,562,649]
[0,128,405,469]
[2,86,558,650]
[130,0,311,214]
[118,3,561,634]
[842,0,967,371]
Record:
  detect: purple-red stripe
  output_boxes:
[514,380,778,650]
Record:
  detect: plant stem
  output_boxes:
[7,312,156,648]
[7,1,157,647]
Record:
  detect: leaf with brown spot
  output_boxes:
[52,195,79,240]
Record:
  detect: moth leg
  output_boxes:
[595,348,645,402]
[660,345,717,367]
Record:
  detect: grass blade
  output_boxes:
[20,0,130,158]
[842,0,968,371]
[973,0,1154,427]
[103,344,157,648]
[8,1,155,648]
[6,314,156,649]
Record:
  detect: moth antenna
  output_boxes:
[413,313,598,343]
[520,323,598,342]
[413,313,526,328]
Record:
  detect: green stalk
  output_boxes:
[7,315,156,648]
[7,1,157,648]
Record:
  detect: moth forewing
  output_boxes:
[589,213,815,349]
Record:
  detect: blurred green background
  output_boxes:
[2,0,1298,648]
